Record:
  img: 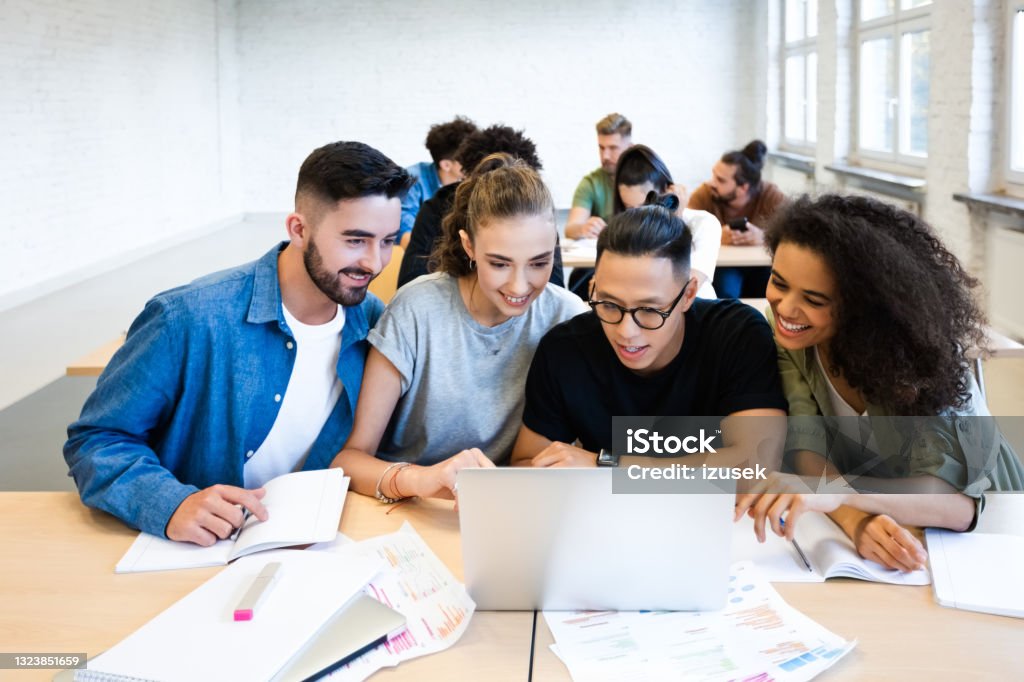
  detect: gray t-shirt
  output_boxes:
[369,273,588,465]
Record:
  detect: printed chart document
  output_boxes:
[545,561,855,682]
[76,549,383,682]
[733,511,930,585]
[310,522,476,681]
[926,529,1024,618]
[115,469,349,572]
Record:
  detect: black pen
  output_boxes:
[780,517,813,572]
[229,508,252,542]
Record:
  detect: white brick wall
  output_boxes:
[0,0,243,307]
[0,0,762,308]
[236,0,762,212]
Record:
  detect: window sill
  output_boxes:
[768,151,815,176]
[824,163,926,203]
[953,192,1024,220]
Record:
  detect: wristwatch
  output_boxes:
[596,448,619,467]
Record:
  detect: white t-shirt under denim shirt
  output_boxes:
[244,304,345,488]
[370,273,588,466]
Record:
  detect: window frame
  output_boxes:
[781,0,818,152]
[1008,2,1024,187]
[853,1,931,173]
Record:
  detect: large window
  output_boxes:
[856,0,930,167]
[1011,5,1024,181]
[783,0,817,149]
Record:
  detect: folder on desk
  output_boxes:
[926,529,1024,619]
[75,549,384,682]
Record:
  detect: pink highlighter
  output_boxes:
[233,561,282,621]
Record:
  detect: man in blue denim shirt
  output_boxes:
[65,141,413,546]
[399,116,476,247]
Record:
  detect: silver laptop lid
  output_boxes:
[458,468,733,611]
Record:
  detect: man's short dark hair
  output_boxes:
[454,124,543,175]
[425,116,478,163]
[597,192,691,279]
[295,141,413,212]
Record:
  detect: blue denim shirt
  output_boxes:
[399,161,441,239]
[64,243,384,537]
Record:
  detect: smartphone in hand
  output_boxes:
[728,217,749,232]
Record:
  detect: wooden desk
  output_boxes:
[533,494,1024,680]
[0,493,533,681]
[716,245,772,268]
[65,335,125,377]
[560,241,772,269]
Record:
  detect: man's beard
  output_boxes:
[303,239,375,307]
[711,187,736,204]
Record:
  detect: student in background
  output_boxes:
[64,141,412,545]
[688,140,785,298]
[564,112,633,240]
[734,194,1024,571]
[611,144,719,299]
[334,154,588,503]
[510,193,787,468]
[399,116,478,248]
[397,124,565,289]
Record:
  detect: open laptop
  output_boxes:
[458,468,734,611]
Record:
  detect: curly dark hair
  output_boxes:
[424,116,478,163]
[765,194,986,416]
[453,124,543,176]
[432,153,554,277]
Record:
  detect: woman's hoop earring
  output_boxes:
[469,259,476,270]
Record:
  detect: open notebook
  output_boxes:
[76,549,383,682]
[116,469,349,572]
[733,511,931,585]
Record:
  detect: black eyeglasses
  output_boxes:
[588,280,691,330]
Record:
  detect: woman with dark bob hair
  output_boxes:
[735,194,1023,572]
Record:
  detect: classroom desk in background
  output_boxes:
[559,241,772,269]
[0,493,532,682]
[65,334,126,377]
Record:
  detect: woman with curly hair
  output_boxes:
[735,194,1023,572]
[332,153,587,503]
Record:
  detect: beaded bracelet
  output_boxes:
[375,462,411,504]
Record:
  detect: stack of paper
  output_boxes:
[545,561,855,682]
[76,549,383,681]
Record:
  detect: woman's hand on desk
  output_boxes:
[404,448,495,500]
[832,508,927,572]
[531,442,597,468]
[166,485,268,546]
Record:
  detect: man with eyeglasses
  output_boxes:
[510,195,787,468]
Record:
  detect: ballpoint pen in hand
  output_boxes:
[780,517,813,572]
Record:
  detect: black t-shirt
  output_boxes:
[522,298,788,452]
[396,182,566,290]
